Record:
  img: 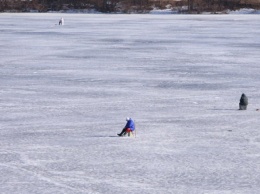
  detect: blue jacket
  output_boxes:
[125,119,135,131]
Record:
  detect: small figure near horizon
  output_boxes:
[59,17,64,25]
[239,93,248,110]
[117,117,135,136]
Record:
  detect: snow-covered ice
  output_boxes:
[0,13,260,194]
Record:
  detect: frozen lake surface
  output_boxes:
[1,13,260,194]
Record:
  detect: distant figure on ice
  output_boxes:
[239,93,248,110]
[117,117,135,136]
[59,17,64,25]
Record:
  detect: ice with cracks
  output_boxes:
[0,13,260,194]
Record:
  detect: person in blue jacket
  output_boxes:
[117,117,135,136]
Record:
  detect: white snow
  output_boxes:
[149,8,260,15]
[228,8,260,14]
[0,13,260,194]
[150,8,179,14]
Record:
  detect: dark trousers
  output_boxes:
[239,104,247,110]
[118,127,127,136]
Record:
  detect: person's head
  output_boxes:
[126,117,130,121]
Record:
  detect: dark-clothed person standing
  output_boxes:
[239,93,248,110]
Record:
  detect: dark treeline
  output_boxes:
[0,0,259,13]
